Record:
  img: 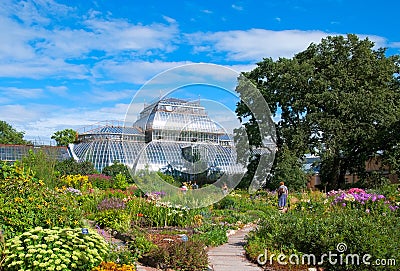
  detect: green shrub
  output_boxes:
[246,209,399,270]
[0,162,83,238]
[94,210,131,232]
[2,227,109,271]
[128,235,157,259]
[192,226,228,247]
[146,239,208,271]
[112,173,129,190]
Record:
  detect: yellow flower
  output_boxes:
[28,196,35,202]
[14,197,24,203]
[36,205,42,209]
[46,219,51,225]
[62,186,67,191]
[38,180,45,186]
[61,206,67,211]
[73,220,79,225]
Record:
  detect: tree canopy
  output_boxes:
[0,120,30,145]
[51,129,78,146]
[236,34,400,189]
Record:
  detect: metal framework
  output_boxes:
[70,98,242,178]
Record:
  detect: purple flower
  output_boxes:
[342,203,346,207]
[389,205,399,212]
[365,209,370,214]
[97,197,126,211]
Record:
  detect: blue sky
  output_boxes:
[0,0,399,144]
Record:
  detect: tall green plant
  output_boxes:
[22,149,58,188]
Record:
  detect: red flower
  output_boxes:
[137,213,144,217]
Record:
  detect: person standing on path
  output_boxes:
[277,181,288,209]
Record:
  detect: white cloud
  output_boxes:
[91,60,192,85]
[46,85,68,96]
[0,1,179,79]
[0,87,44,99]
[81,89,135,103]
[0,57,89,79]
[389,42,400,48]
[187,29,395,62]
[231,4,243,11]
[2,102,131,142]
[188,29,333,61]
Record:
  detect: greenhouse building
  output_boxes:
[69,98,244,182]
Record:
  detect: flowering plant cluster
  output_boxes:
[97,197,126,211]
[328,188,399,213]
[66,187,82,196]
[144,191,166,201]
[92,261,136,271]
[0,163,83,238]
[60,174,92,191]
[3,227,109,271]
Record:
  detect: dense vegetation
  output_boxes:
[236,34,400,190]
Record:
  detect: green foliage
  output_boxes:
[246,204,400,270]
[2,227,109,271]
[267,146,308,191]
[102,162,133,183]
[0,120,29,145]
[55,158,97,176]
[128,235,157,259]
[237,34,400,189]
[51,129,77,146]
[21,150,58,188]
[192,226,227,247]
[127,198,192,228]
[112,173,129,190]
[156,172,179,187]
[94,211,131,232]
[147,239,208,271]
[0,162,83,238]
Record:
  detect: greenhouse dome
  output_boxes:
[69,98,245,180]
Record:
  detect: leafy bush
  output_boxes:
[192,226,228,247]
[101,162,133,183]
[0,162,83,238]
[2,227,109,271]
[112,173,129,190]
[89,174,113,190]
[128,235,157,259]
[145,239,208,271]
[246,209,400,270]
[95,210,131,232]
[55,158,97,176]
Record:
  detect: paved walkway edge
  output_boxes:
[207,225,263,271]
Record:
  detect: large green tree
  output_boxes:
[236,34,400,189]
[0,120,29,145]
[51,129,78,146]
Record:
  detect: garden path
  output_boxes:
[207,224,263,271]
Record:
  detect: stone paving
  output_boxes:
[137,224,262,271]
[207,225,263,271]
